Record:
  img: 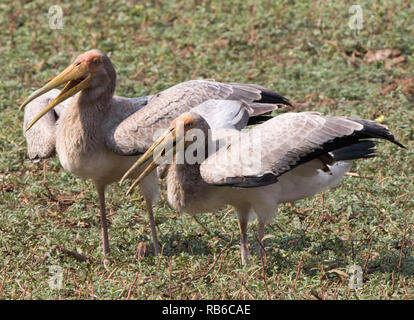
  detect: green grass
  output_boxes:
[0,0,413,299]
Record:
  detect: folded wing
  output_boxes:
[104,80,290,156]
[200,112,404,187]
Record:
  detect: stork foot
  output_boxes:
[152,235,161,256]
[103,257,111,271]
[241,248,249,265]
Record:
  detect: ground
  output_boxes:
[0,0,413,299]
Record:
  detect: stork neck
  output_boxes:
[76,85,114,112]
[167,161,204,211]
[58,89,111,141]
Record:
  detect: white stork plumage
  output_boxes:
[122,103,405,264]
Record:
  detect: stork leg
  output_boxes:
[236,208,250,265]
[139,171,161,256]
[257,218,265,260]
[96,183,110,265]
[145,197,160,255]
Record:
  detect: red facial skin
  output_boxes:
[74,52,102,74]
[170,115,194,133]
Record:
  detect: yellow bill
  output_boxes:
[20,61,92,131]
[120,124,185,195]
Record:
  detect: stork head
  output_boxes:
[170,112,210,135]
[120,112,210,194]
[20,49,116,131]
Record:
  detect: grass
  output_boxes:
[0,0,413,299]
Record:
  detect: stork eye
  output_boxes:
[93,59,100,65]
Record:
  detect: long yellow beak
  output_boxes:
[20,61,92,131]
[120,126,182,195]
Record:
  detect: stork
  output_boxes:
[122,105,405,264]
[19,49,291,264]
